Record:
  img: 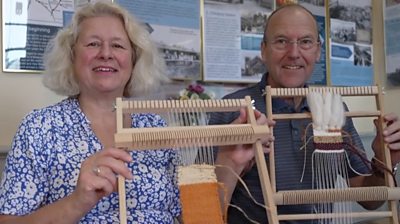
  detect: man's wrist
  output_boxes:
[393,162,399,176]
[371,157,385,178]
[371,157,398,177]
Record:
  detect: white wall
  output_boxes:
[383,87,400,119]
[0,72,63,149]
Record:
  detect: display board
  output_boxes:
[2,0,383,87]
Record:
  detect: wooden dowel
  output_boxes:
[118,175,127,224]
[272,111,381,120]
[278,211,393,221]
[115,124,270,150]
[274,187,400,205]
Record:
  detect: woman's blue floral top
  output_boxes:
[0,98,181,223]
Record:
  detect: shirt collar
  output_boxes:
[260,73,310,113]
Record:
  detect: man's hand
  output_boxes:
[372,113,400,167]
[216,108,275,175]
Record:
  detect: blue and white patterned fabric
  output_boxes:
[0,98,181,223]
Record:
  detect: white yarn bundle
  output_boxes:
[329,94,345,131]
[307,91,345,134]
[307,92,323,131]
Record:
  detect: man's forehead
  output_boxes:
[270,7,315,25]
[266,7,318,36]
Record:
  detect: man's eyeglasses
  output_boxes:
[264,37,320,51]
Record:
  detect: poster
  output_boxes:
[2,0,74,72]
[385,1,400,86]
[115,0,201,81]
[203,0,273,83]
[329,0,374,86]
[203,0,326,84]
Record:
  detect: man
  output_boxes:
[211,4,400,223]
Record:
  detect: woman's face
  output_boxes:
[73,15,134,97]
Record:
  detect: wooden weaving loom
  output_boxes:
[113,96,273,224]
[264,85,400,223]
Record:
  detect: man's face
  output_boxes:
[261,7,321,88]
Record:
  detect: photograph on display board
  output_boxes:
[330,18,356,44]
[353,42,372,67]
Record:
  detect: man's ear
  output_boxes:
[315,46,322,63]
[260,41,267,61]
[316,55,321,63]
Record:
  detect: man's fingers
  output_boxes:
[231,108,248,124]
[384,113,398,123]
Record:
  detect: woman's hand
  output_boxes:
[71,148,133,211]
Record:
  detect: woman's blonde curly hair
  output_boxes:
[42,1,168,97]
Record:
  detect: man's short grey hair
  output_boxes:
[262,4,319,42]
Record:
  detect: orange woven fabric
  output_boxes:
[180,182,224,224]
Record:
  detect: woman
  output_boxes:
[0,2,180,223]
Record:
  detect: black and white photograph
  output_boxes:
[258,0,274,10]
[330,0,372,44]
[241,12,268,34]
[240,0,273,34]
[330,18,356,44]
[241,50,266,81]
[353,43,372,67]
[160,44,201,80]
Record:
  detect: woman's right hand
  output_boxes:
[71,148,134,211]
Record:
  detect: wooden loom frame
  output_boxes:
[264,85,400,223]
[113,96,275,224]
